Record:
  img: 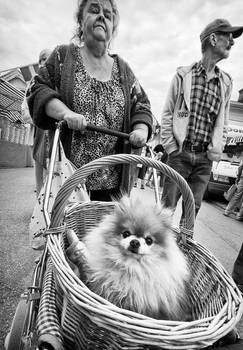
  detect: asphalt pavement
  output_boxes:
[0,167,38,349]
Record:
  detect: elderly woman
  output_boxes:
[27,0,152,201]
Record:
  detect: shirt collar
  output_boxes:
[195,61,220,78]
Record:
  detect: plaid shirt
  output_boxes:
[186,61,221,144]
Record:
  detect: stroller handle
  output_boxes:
[43,122,131,227]
[86,123,130,140]
[50,153,195,235]
[60,119,130,139]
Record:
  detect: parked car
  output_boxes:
[204,158,238,199]
[204,124,243,199]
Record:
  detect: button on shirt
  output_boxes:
[186,61,221,145]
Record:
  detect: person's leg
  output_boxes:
[225,185,243,213]
[161,151,192,210]
[159,172,164,187]
[140,178,145,189]
[138,166,147,189]
[146,168,153,186]
[228,177,243,218]
[187,152,212,216]
[35,160,44,196]
[236,200,243,220]
[232,243,243,291]
[133,167,140,187]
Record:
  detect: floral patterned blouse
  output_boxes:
[70,48,125,191]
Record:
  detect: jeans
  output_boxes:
[225,175,243,215]
[161,150,212,216]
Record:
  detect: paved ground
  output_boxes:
[0,167,38,349]
[0,168,242,349]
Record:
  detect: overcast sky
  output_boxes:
[1,0,243,120]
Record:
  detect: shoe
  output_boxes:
[223,210,234,217]
[236,215,243,221]
[134,183,137,188]
[141,185,145,190]
[145,182,150,187]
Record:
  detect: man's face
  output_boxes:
[38,49,52,68]
[214,32,234,59]
[39,54,48,67]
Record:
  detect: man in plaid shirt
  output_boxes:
[161,19,243,218]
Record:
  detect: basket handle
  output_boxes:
[50,154,195,234]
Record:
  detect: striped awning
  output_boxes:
[0,78,25,123]
[226,135,243,146]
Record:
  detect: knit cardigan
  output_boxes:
[27,43,153,192]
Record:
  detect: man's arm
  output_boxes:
[160,73,180,155]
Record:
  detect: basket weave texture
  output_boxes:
[39,155,242,350]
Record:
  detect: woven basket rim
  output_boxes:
[47,231,243,330]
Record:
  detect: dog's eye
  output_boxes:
[145,236,153,245]
[122,231,131,238]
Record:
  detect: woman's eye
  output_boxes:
[145,236,153,246]
[104,11,112,20]
[122,231,131,238]
[89,5,99,14]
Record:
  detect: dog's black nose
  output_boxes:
[129,239,140,253]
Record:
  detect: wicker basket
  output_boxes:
[40,154,242,350]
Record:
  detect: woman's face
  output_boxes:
[82,0,114,45]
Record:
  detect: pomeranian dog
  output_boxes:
[67,195,191,321]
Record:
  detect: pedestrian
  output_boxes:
[27,0,153,201]
[22,48,52,196]
[33,49,52,196]
[224,156,243,220]
[160,18,243,220]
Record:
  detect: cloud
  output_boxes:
[0,0,242,117]
[0,0,76,68]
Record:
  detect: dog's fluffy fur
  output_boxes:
[81,195,191,320]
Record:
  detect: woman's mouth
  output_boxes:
[94,24,105,32]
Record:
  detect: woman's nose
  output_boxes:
[97,13,105,21]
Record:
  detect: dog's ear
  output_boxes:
[156,205,173,230]
[115,195,131,215]
[110,190,126,202]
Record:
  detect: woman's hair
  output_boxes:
[75,0,120,41]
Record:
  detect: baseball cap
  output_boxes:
[200,19,243,42]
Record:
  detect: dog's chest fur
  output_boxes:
[85,242,189,320]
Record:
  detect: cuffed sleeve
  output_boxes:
[130,78,153,140]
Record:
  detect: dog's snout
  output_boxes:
[129,239,140,252]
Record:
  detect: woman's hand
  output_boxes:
[63,111,87,131]
[129,123,148,148]
[45,98,87,131]
[129,128,148,148]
